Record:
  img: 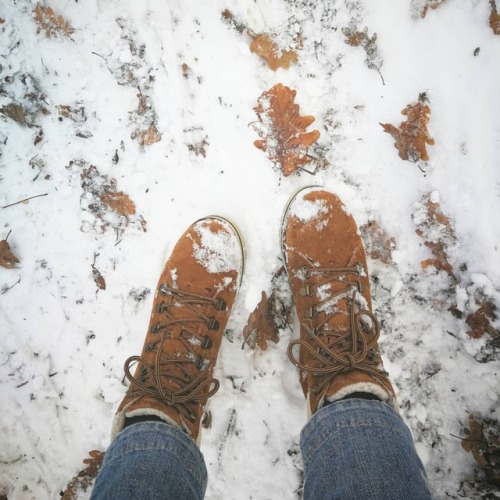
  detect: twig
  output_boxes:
[1,275,21,294]
[5,229,12,241]
[3,193,48,209]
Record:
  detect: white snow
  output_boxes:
[1,0,500,498]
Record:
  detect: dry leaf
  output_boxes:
[34,4,73,38]
[462,415,489,467]
[466,301,498,339]
[0,240,20,269]
[187,138,209,158]
[57,104,86,122]
[360,220,396,264]
[381,93,435,162]
[420,0,447,18]
[254,84,320,176]
[100,191,136,217]
[342,27,383,81]
[243,291,280,351]
[0,103,26,125]
[61,450,104,499]
[461,414,500,487]
[91,266,106,291]
[490,0,500,34]
[242,267,292,350]
[413,194,456,281]
[221,9,246,34]
[137,126,161,146]
[250,34,298,71]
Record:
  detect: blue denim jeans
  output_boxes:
[91,399,432,499]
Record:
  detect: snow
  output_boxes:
[1,0,500,498]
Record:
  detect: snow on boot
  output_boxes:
[113,217,244,444]
[282,188,398,416]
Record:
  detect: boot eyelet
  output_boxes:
[201,336,212,349]
[214,298,227,311]
[207,317,219,330]
[150,323,162,334]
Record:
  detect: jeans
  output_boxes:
[91,399,432,499]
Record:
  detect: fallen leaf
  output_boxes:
[0,240,20,269]
[34,4,73,38]
[490,0,500,34]
[243,291,280,351]
[137,126,161,146]
[420,0,447,18]
[360,220,396,264]
[381,93,435,162]
[100,191,136,217]
[461,414,500,487]
[242,267,292,350]
[92,266,106,291]
[250,34,298,71]
[187,138,209,158]
[57,104,86,122]
[462,415,488,467]
[413,194,456,281]
[342,27,384,81]
[0,18,5,24]
[221,9,246,34]
[253,84,320,176]
[0,103,26,125]
[466,301,498,339]
[61,450,105,499]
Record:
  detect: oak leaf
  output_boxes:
[250,34,298,71]
[242,267,292,350]
[466,301,498,339]
[381,93,435,162]
[461,414,500,487]
[254,84,320,176]
[413,194,456,281]
[0,240,20,269]
[137,126,161,146]
[0,103,26,125]
[61,450,105,499]
[100,191,136,217]
[360,220,396,264]
[243,291,280,351]
[420,0,447,18]
[490,0,500,35]
[34,4,73,38]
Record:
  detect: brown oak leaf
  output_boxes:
[0,239,20,269]
[100,191,136,217]
[466,301,498,339]
[243,291,280,351]
[461,414,500,487]
[413,194,456,281]
[61,450,105,499]
[420,0,447,18]
[381,93,435,162]
[360,220,396,264]
[254,84,320,176]
[137,126,162,146]
[490,0,500,34]
[34,4,73,38]
[250,34,298,71]
[0,103,26,125]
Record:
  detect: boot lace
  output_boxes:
[287,264,388,395]
[124,284,226,422]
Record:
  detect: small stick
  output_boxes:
[3,193,48,209]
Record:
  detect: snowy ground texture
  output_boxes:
[1,0,500,498]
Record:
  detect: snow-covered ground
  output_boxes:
[1,0,499,498]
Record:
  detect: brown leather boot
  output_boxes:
[282,188,398,416]
[112,217,244,444]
